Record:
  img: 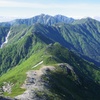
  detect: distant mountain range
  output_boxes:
[0,14,74,24]
[10,14,74,26]
[0,14,100,23]
[0,14,100,66]
[0,14,100,100]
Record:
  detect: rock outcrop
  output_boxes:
[15,66,55,100]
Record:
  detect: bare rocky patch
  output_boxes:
[2,82,14,94]
[15,66,55,100]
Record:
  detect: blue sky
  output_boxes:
[0,0,100,21]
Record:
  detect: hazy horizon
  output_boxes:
[0,0,100,22]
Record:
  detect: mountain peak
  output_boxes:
[72,17,98,25]
[9,14,74,26]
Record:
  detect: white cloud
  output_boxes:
[0,0,100,18]
[0,0,99,10]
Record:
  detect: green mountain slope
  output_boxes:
[59,19,100,65]
[0,43,100,100]
[0,15,100,100]
[0,26,54,75]
[0,15,100,66]
[31,19,100,66]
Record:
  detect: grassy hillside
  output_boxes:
[0,48,44,97]
[0,43,100,100]
[31,21,100,66]
[1,17,100,66]
[0,16,100,100]
[0,26,54,75]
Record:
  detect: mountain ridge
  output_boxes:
[0,15,100,66]
[0,14,100,100]
[0,42,100,100]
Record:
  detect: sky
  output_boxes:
[0,0,100,21]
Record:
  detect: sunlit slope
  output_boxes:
[0,43,100,100]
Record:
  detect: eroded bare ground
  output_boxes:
[15,66,55,100]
